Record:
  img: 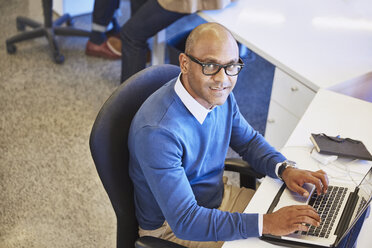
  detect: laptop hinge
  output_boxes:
[334,188,359,239]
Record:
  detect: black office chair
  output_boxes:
[89,64,264,248]
[5,0,90,64]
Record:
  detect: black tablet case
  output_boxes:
[310,133,372,161]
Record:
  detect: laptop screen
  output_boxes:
[336,167,372,245]
[358,167,372,208]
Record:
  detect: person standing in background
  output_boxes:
[85,0,235,79]
[119,0,235,83]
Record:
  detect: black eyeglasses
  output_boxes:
[185,53,244,76]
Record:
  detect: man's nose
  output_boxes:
[213,67,229,83]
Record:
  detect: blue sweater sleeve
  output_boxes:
[229,95,286,178]
[133,126,260,241]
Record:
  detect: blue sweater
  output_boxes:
[128,78,286,241]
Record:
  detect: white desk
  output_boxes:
[53,0,94,16]
[223,89,372,247]
[200,0,372,149]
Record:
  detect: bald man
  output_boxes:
[128,23,328,248]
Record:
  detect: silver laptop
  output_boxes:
[261,167,372,248]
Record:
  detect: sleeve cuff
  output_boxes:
[275,162,282,178]
[259,214,263,236]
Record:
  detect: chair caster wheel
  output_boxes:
[65,14,74,26]
[6,43,16,54]
[66,18,75,26]
[54,54,65,64]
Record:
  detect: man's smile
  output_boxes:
[209,85,230,91]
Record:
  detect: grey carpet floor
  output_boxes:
[0,1,273,247]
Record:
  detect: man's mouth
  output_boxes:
[210,86,229,91]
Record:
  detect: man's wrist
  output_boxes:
[278,160,297,181]
[262,213,273,235]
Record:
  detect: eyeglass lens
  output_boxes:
[203,64,242,76]
[186,54,244,76]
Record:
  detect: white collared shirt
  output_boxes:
[174,74,213,125]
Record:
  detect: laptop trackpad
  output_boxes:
[274,183,315,211]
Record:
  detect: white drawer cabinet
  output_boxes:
[271,69,315,118]
[265,100,299,150]
[265,68,316,149]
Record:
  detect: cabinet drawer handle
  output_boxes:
[291,86,299,92]
[267,118,275,123]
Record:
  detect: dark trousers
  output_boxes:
[120,0,186,83]
[90,0,120,44]
[92,0,120,27]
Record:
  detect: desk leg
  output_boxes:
[152,29,166,65]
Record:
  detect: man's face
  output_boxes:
[180,31,240,109]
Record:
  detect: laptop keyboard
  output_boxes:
[356,197,367,216]
[301,186,348,238]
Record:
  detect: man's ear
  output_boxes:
[179,53,189,74]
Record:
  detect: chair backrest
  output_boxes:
[89,64,181,247]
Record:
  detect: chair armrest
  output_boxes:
[135,236,187,248]
[224,158,264,179]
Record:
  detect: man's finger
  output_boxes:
[295,216,320,227]
[303,175,324,195]
[314,170,329,193]
[300,209,320,222]
[293,223,309,232]
[290,183,310,197]
[295,205,320,218]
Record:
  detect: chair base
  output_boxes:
[6,14,90,64]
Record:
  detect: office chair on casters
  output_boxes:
[89,64,264,248]
[5,0,90,64]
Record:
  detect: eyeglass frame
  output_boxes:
[185,53,245,76]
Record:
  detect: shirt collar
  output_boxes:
[174,74,212,124]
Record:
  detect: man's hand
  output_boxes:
[263,205,320,235]
[282,168,328,197]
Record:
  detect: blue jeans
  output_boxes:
[120,0,186,83]
[336,206,370,248]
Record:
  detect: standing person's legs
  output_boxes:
[120,0,186,83]
[90,0,120,44]
[86,0,121,59]
[130,0,147,15]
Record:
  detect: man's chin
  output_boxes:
[212,96,229,106]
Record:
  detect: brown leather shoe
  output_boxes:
[107,36,122,56]
[106,37,151,62]
[85,40,121,60]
